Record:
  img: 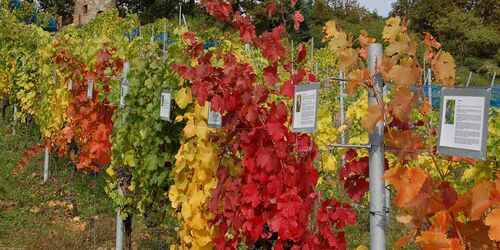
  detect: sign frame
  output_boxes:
[87,80,93,100]
[292,83,320,133]
[437,87,491,160]
[160,89,172,121]
[207,102,222,128]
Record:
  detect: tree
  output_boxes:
[38,0,74,25]
[116,0,199,24]
[434,7,500,68]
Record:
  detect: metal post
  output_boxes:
[492,72,497,86]
[12,104,17,135]
[339,70,345,145]
[466,72,472,87]
[291,40,294,72]
[43,147,49,181]
[115,186,124,250]
[310,37,314,71]
[367,43,386,250]
[427,68,432,104]
[163,23,167,63]
[178,3,182,27]
[116,62,129,250]
[182,14,188,30]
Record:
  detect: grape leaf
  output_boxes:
[389,86,418,120]
[361,104,382,133]
[486,209,500,241]
[384,166,431,208]
[292,11,304,31]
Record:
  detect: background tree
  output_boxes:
[37,0,74,25]
[392,0,500,84]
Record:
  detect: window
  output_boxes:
[83,5,88,14]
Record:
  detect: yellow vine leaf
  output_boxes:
[170,103,219,249]
[382,17,402,42]
[175,87,193,109]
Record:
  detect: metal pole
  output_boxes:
[115,186,124,250]
[367,43,386,250]
[310,38,314,72]
[163,23,167,63]
[291,40,294,72]
[182,14,188,30]
[492,72,497,86]
[339,70,345,145]
[427,68,432,104]
[466,72,472,87]
[43,147,49,181]
[178,3,182,27]
[12,104,17,135]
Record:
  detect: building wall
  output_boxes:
[73,0,116,25]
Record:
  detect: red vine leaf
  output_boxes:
[263,63,280,85]
[292,11,304,31]
[296,43,307,64]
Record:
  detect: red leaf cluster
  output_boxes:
[178,2,357,248]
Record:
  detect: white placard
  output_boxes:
[68,79,73,90]
[207,102,222,128]
[292,84,319,132]
[160,89,171,121]
[437,88,490,160]
[439,96,485,151]
[87,80,93,100]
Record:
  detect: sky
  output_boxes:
[357,0,396,17]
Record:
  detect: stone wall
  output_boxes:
[73,0,116,25]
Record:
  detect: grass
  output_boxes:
[0,114,169,249]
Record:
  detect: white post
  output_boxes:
[466,72,472,87]
[492,72,497,87]
[182,14,188,30]
[163,23,167,63]
[291,40,294,72]
[367,43,386,250]
[339,70,345,145]
[12,104,17,135]
[310,38,314,71]
[43,147,49,181]
[178,3,182,27]
[427,68,432,103]
[115,186,124,250]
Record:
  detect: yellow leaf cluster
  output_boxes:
[169,102,219,249]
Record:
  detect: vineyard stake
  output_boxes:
[43,147,49,181]
[115,185,125,250]
[368,43,387,250]
[466,72,473,87]
[12,104,17,135]
[116,62,130,250]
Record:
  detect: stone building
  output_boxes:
[73,0,116,25]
